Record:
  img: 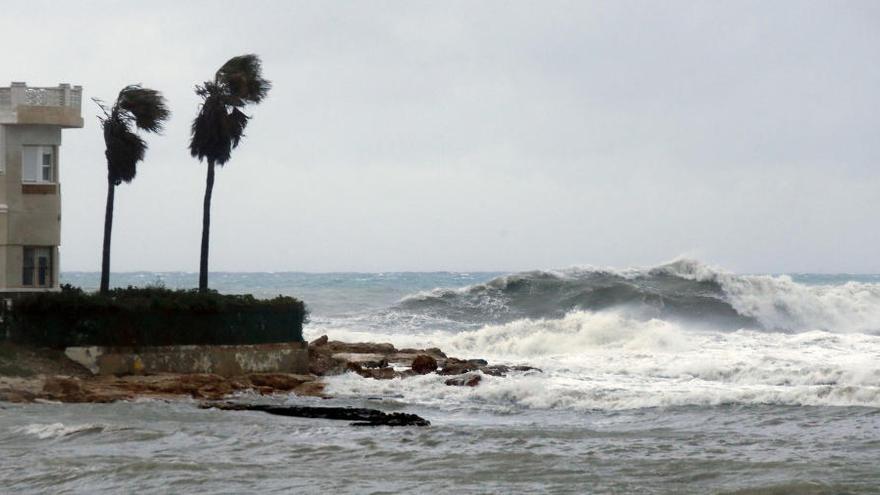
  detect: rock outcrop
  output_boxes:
[411,355,438,374]
[445,373,482,387]
[1,337,540,404]
[307,335,540,385]
[1,372,325,404]
[202,402,431,427]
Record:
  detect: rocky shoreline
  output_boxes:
[0,336,540,405]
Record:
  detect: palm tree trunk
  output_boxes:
[199,160,216,292]
[100,176,115,294]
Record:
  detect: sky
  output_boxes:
[2,0,879,273]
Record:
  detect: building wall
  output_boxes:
[0,124,63,289]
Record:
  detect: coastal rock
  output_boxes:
[346,362,398,380]
[438,358,484,376]
[324,341,397,355]
[308,349,347,376]
[309,335,329,347]
[247,373,313,391]
[332,353,389,369]
[445,374,482,387]
[293,381,327,396]
[411,355,438,374]
[43,377,86,402]
[364,367,397,380]
[399,347,447,359]
[203,402,430,427]
[439,358,541,377]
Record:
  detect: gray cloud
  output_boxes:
[2,0,878,272]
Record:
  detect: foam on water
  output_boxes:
[306,260,880,411]
[312,307,880,411]
[657,259,880,333]
[14,423,112,440]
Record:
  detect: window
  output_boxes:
[22,145,54,183]
[22,247,53,288]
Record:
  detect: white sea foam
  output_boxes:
[15,423,109,439]
[316,310,880,411]
[657,259,880,333]
[308,261,880,411]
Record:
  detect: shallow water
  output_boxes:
[2,260,878,494]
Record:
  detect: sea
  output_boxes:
[1,259,879,494]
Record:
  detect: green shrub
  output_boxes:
[5,286,307,348]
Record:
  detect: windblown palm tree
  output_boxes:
[190,54,271,292]
[96,86,170,293]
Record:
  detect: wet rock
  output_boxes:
[325,341,397,355]
[308,349,347,376]
[399,347,447,359]
[411,355,438,374]
[346,363,397,380]
[197,382,234,400]
[203,402,430,427]
[332,353,389,369]
[247,373,313,391]
[445,374,482,387]
[42,377,86,402]
[0,388,37,403]
[386,353,420,366]
[365,367,398,380]
[438,358,484,376]
[293,381,327,397]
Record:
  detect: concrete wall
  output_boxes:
[0,125,64,289]
[65,342,310,377]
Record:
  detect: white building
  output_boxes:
[0,82,83,292]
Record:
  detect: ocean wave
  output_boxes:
[14,423,114,440]
[395,259,880,333]
[317,309,880,411]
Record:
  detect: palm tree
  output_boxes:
[190,54,271,292]
[96,86,170,294]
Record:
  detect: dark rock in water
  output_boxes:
[308,348,346,376]
[411,355,438,374]
[438,358,484,376]
[439,357,542,377]
[247,373,313,391]
[350,365,397,380]
[202,402,430,427]
[445,374,482,387]
[399,347,447,359]
[332,353,389,369]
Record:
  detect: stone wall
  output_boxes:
[65,342,309,376]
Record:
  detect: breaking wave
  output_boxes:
[14,423,115,440]
[396,259,880,333]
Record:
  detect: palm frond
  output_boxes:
[117,85,170,133]
[103,115,146,184]
[215,54,271,104]
[189,95,251,166]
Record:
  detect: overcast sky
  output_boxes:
[2,1,879,273]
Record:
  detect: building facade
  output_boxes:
[0,82,83,292]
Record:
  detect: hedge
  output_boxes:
[3,285,307,348]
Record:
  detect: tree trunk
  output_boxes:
[100,176,115,294]
[199,160,216,292]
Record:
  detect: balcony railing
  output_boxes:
[0,82,82,112]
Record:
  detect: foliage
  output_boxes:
[6,286,307,348]
[189,54,271,166]
[97,85,170,185]
[14,284,305,315]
